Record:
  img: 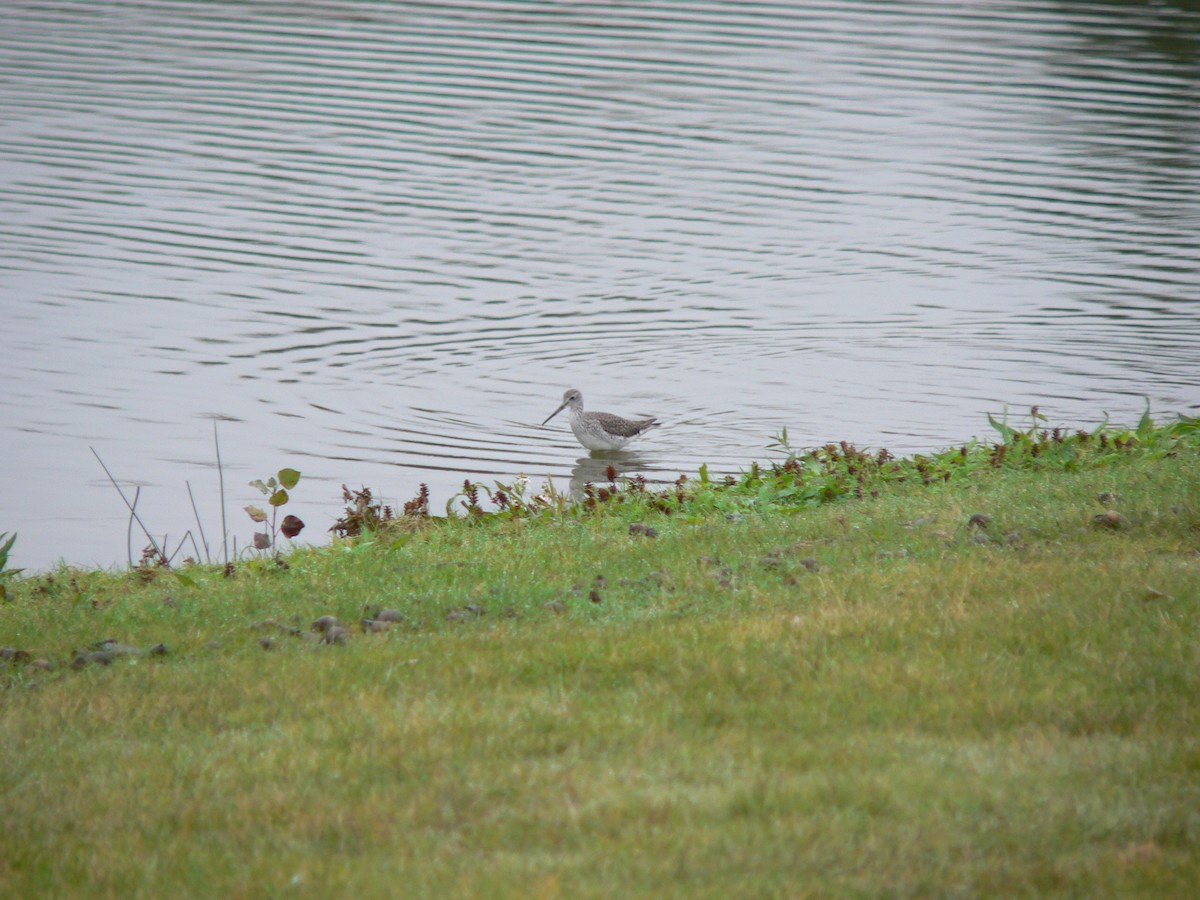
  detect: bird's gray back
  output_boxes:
[585,411,658,437]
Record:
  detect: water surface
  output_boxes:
[2,1,1198,570]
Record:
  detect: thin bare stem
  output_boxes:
[126,485,139,569]
[167,530,195,565]
[185,480,211,564]
[92,447,165,563]
[184,531,205,564]
[214,422,229,568]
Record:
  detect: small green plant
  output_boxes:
[0,532,21,601]
[766,426,796,458]
[245,468,305,557]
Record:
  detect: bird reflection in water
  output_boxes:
[567,450,656,501]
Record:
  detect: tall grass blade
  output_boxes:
[1136,401,1154,441]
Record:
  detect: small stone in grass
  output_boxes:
[320,625,348,645]
[311,615,339,633]
[629,523,658,538]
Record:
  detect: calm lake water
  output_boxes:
[2,1,1198,571]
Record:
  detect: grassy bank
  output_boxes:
[2,416,1199,896]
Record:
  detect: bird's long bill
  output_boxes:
[541,401,569,426]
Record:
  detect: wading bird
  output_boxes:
[541,388,659,451]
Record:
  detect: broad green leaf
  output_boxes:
[987,412,1014,443]
[174,571,197,588]
[249,479,269,495]
[277,468,301,489]
[269,489,289,507]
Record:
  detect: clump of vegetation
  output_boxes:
[329,484,397,537]
[445,474,566,519]
[417,408,1200,527]
[718,405,1198,514]
[87,424,312,576]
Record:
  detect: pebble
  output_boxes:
[311,615,339,633]
[320,625,348,645]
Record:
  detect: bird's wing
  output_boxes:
[592,412,658,437]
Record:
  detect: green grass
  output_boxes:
[2,424,1199,897]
